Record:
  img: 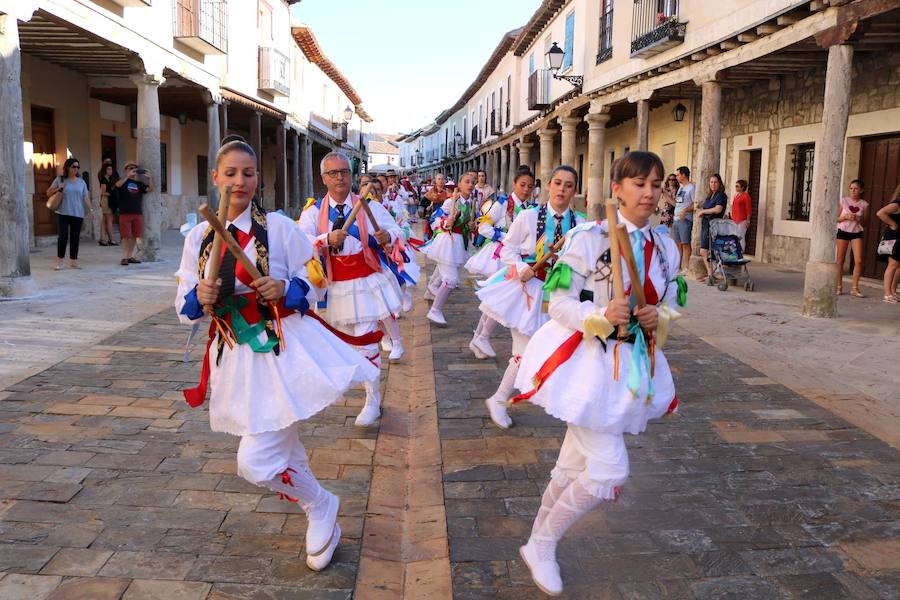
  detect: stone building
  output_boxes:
[0,0,372,298]
[400,0,900,316]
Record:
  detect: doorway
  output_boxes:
[858,134,900,279]
[31,106,57,236]
[101,135,118,169]
[745,149,762,256]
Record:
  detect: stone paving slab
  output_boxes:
[0,308,380,600]
[432,272,900,599]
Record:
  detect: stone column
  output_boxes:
[274,121,287,213]
[508,141,519,187]
[499,145,509,193]
[537,128,557,203]
[290,130,300,214]
[636,99,650,151]
[802,44,854,318]
[302,134,314,200]
[519,141,533,174]
[132,72,165,262]
[0,13,37,297]
[689,77,722,277]
[585,107,611,221]
[203,92,220,208]
[560,116,580,168]
[250,111,262,198]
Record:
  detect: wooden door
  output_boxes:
[31,106,57,236]
[101,135,117,168]
[745,150,762,255]
[858,135,900,279]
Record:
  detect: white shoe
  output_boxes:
[306,490,339,557]
[470,334,496,359]
[485,394,513,429]
[381,336,393,353]
[388,341,404,361]
[306,523,341,571]
[427,308,446,326]
[469,338,488,360]
[519,539,563,596]
[354,403,381,427]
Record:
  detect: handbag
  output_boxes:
[877,237,896,256]
[46,185,62,211]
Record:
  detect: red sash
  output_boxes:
[331,252,377,281]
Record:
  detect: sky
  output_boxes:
[290,0,541,136]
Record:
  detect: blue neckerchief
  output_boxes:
[524,207,576,263]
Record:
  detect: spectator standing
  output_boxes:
[660,173,678,234]
[835,179,869,297]
[697,173,728,284]
[532,179,542,203]
[876,183,900,303]
[115,161,153,266]
[673,166,695,272]
[47,157,92,270]
[475,170,496,200]
[97,160,119,246]
[731,179,753,250]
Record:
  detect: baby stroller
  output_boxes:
[708,219,754,292]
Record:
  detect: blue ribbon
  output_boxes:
[625,320,654,402]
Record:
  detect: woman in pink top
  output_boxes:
[835,179,869,297]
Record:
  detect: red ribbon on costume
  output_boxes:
[511,331,584,403]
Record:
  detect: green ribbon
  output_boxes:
[542,262,573,293]
[675,275,688,307]
[215,296,278,354]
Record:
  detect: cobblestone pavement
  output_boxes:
[434,280,900,599]
[1,271,900,599]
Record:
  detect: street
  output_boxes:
[0,238,898,599]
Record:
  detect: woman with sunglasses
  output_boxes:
[47,157,92,270]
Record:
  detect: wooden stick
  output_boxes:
[615,224,647,308]
[341,183,373,233]
[605,200,627,338]
[203,186,232,315]
[531,234,568,272]
[198,204,262,280]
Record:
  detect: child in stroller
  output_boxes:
[708,219,754,291]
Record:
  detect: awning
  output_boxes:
[221,87,286,120]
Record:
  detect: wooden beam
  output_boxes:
[777,14,802,25]
[705,46,722,56]
[691,52,708,61]
[737,32,759,42]
[720,40,740,50]
[757,24,783,35]
[810,0,827,11]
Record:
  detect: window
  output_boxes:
[499,87,503,129]
[788,143,814,221]
[597,0,613,64]
[197,155,208,195]
[563,12,575,71]
[529,53,535,74]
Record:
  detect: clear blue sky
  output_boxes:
[290,0,541,135]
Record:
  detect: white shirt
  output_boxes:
[499,205,586,270]
[297,192,401,256]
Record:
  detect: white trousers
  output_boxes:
[237,424,310,485]
[333,319,381,375]
[434,262,460,288]
[551,425,630,500]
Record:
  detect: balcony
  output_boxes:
[527,70,551,111]
[631,0,685,58]
[505,101,510,127]
[470,125,480,146]
[259,47,289,96]
[174,0,226,54]
[490,110,500,136]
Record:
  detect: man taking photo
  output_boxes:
[115,162,153,266]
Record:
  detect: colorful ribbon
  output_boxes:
[676,275,688,307]
[542,262,573,293]
[656,302,681,349]
[625,320,653,404]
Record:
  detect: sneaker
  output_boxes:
[426,308,447,326]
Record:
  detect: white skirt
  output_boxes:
[515,320,675,435]
[209,313,380,436]
[465,241,505,278]
[326,271,403,326]
[401,248,421,284]
[476,272,548,337]
[421,231,468,267]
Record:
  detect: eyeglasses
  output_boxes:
[72,165,80,170]
[324,168,351,178]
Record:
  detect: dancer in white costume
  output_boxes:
[514,152,685,596]
[176,138,380,572]
[477,166,585,428]
[466,166,536,359]
[297,152,404,427]
[421,171,477,325]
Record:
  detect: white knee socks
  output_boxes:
[532,477,604,560]
[265,463,324,511]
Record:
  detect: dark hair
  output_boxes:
[707,173,726,197]
[550,164,578,182]
[677,166,690,178]
[736,179,748,191]
[477,169,487,176]
[611,151,665,184]
[215,135,257,168]
[535,179,542,187]
[97,163,114,181]
[850,179,864,189]
[62,158,80,176]
[513,165,535,184]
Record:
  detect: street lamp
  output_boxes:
[343,105,354,123]
[454,130,464,149]
[673,101,687,122]
[546,42,583,88]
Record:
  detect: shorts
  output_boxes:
[836,229,863,241]
[119,213,144,239]
[673,219,692,244]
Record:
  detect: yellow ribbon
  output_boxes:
[655,302,681,349]
[583,311,615,341]
[305,258,326,289]
[476,214,494,227]
[302,197,317,212]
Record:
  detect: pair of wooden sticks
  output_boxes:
[605,200,647,339]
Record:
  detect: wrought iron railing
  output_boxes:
[527,70,551,111]
[788,144,814,221]
[597,6,614,64]
[630,0,685,57]
[174,0,227,53]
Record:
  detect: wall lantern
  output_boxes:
[546,42,583,87]
[673,101,687,122]
[343,105,354,123]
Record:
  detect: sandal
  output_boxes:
[850,288,865,298]
[836,287,844,295]
[120,259,129,266]
[883,295,899,304]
